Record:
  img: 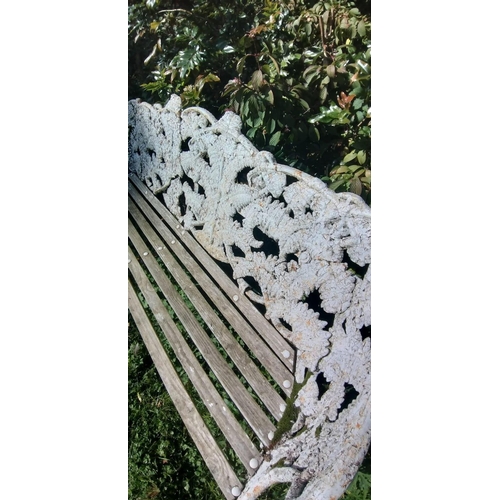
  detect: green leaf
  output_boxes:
[343,151,357,163]
[309,113,331,124]
[197,73,220,92]
[269,131,281,146]
[144,44,158,65]
[329,179,347,191]
[299,98,310,110]
[241,98,249,117]
[261,64,271,76]
[303,64,320,76]
[267,54,281,75]
[357,150,366,165]
[251,69,263,89]
[246,127,258,139]
[304,69,320,85]
[353,98,363,110]
[326,64,336,78]
[333,166,350,174]
[309,126,320,142]
[349,164,364,173]
[308,104,343,124]
[268,118,276,134]
[223,45,235,53]
[237,56,248,74]
[150,21,161,31]
[206,73,220,82]
[247,94,258,114]
[253,115,263,127]
[350,177,362,195]
[357,20,366,37]
[292,84,308,92]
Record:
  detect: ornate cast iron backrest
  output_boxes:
[128,95,370,500]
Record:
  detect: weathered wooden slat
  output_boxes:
[128,178,294,395]
[128,251,263,473]
[129,173,295,372]
[128,225,276,445]
[129,196,286,420]
[127,281,242,500]
[128,183,293,399]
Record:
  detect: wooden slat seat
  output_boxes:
[128,176,296,496]
[128,286,243,498]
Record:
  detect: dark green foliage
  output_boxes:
[128,0,371,203]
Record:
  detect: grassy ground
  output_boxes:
[128,315,370,500]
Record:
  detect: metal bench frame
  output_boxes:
[128,95,371,500]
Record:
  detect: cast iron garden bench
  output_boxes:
[128,94,371,500]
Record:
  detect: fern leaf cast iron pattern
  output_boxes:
[128,95,371,500]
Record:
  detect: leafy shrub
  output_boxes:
[128,0,370,203]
